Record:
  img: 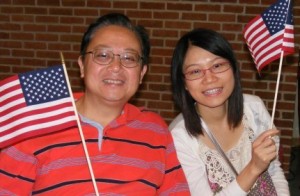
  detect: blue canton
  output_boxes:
[19,65,70,106]
[262,0,293,35]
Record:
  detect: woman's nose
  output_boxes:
[202,70,217,83]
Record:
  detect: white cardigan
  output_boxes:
[169,94,289,196]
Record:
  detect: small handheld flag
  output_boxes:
[243,0,295,128]
[0,65,77,148]
[243,0,294,71]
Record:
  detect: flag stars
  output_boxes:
[19,66,70,105]
[262,1,289,35]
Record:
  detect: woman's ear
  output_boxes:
[78,56,84,78]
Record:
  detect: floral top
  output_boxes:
[198,114,278,194]
[169,94,289,196]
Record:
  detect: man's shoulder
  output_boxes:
[127,103,166,123]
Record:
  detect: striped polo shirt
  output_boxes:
[0,101,190,195]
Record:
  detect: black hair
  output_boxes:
[80,13,150,65]
[170,28,243,137]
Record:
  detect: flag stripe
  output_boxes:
[255,37,283,65]
[244,18,265,43]
[0,115,77,141]
[1,98,74,123]
[0,93,24,111]
[1,105,75,135]
[0,120,77,148]
[0,75,19,91]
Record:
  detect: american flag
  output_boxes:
[243,0,294,71]
[0,65,77,148]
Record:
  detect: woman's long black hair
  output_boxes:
[170,28,243,137]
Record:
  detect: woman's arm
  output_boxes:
[171,125,247,196]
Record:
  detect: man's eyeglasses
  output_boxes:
[84,49,143,68]
[184,62,231,80]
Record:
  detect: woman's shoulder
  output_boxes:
[243,93,264,104]
[243,94,272,135]
[169,113,185,131]
[169,113,196,142]
[243,93,266,112]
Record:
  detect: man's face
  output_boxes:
[78,25,147,106]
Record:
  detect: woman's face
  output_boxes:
[183,46,235,111]
[78,25,147,106]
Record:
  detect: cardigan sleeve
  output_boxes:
[170,114,247,196]
[243,94,290,195]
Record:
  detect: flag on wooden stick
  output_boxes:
[0,65,77,148]
[243,0,294,71]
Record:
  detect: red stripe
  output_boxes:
[0,102,26,118]
[0,93,24,108]
[245,21,265,46]
[0,75,18,87]
[0,83,21,99]
[243,15,261,36]
[0,121,77,148]
[256,45,282,66]
[0,110,76,137]
[257,53,282,71]
[253,35,283,62]
[1,102,74,127]
[250,30,270,55]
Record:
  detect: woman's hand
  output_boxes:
[249,129,279,176]
[237,129,279,192]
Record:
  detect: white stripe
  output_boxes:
[285,24,293,30]
[0,97,25,113]
[0,88,22,103]
[257,48,281,69]
[244,17,263,38]
[1,106,75,132]
[252,30,283,56]
[0,79,19,92]
[248,30,268,51]
[1,97,73,122]
[283,42,294,47]
[246,22,265,43]
[284,33,294,38]
[0,116,77,143]
[255,39,282,61]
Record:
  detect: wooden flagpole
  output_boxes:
[59,52,100,196]
[270,51,284,129]
[270,0,293,129]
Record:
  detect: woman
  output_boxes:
[169,28,289,195]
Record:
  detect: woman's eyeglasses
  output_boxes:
[184,62,231,80]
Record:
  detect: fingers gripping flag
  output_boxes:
[0,65,77,148]
[243,0,294,71]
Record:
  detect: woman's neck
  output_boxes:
[196,104,228,126]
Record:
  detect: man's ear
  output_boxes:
[139,65,147,84]
[78,56,84,78]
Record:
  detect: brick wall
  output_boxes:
[0,0,299,174]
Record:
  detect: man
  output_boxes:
[0,13,190,195]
